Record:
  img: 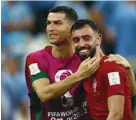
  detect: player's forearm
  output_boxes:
[39,72,84,103]
[128,68,136,95]
[107,112,123,120]
[107,95,124,120]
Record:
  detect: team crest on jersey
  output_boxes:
[92,79,97,93]
[55,70,74,107]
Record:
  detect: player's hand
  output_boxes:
[104,54,131,69]
[76,57,100,80]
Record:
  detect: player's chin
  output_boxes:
[49,39,58,44]
[79,52,90,60]
[79,51,89,57]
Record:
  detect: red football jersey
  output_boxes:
[84,56,131,120]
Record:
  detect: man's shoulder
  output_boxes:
[99,56,126,73]
[27,49,44,58]
[27,46,52,59]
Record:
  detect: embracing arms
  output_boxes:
[28,57,100,103]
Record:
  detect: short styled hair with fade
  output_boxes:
[48,6,78,22]
[70,19,99,33]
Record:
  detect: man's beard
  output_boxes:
[76,45,96,61]
[89,45,96,58]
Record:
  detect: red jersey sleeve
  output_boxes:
[101,62,128,97]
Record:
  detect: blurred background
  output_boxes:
[1,1,136,120]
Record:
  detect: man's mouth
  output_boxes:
[79,49,89,55]
[49,34,57,38]
[77,49,90,60]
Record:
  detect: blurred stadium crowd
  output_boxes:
[1,1,136,120]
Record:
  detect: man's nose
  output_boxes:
[79,39,86,47]
[48,23,55,31]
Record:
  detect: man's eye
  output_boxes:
[55,21,62,25]
[46,21,51,25]
[84,37,91,41]
[58,22,62,25]
[73,38,79,43]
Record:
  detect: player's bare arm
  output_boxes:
[105,54,136,95]
[32,57,100,103]
[127,68,136,95]
[107,95,124,120]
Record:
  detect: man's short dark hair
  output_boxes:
[48,6,78,22]
[70,19,99,33]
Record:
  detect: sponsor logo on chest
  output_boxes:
[55,70,73,82]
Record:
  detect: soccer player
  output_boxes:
[71,19,136,120]
[25,6,99,120]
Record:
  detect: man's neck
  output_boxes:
[95,47,105,59]
[52,42,75,58]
